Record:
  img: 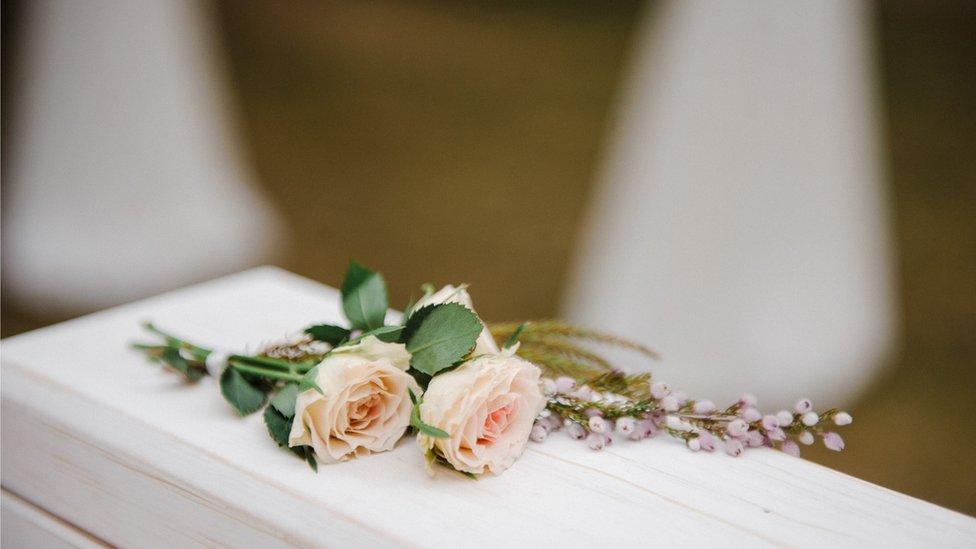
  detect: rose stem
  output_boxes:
[227,360,304,383]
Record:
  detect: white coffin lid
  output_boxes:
[2,267,974,548]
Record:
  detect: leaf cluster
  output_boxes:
[131,324,210,382]
[220,367,267,415]
[133,262,496,477]
[263,383,317,471]
[303,262,484,381]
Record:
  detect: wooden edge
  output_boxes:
[1,488,109,548]
[0,363,407,548]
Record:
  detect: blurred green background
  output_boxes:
[214,1,643,322]
[3,0,975,516]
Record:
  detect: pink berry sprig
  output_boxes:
[532,372,852,458]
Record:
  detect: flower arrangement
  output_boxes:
[133,261,851,477]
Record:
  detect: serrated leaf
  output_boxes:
[220,367,267,416]
[399,304,436,343]
[265,405,317,467]
[304,324,351,346]
[271,383,300,417]
[341,261,388,331]
[403,303,482,376]
[264,404,293,447]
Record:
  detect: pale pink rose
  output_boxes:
[417,352,545,475]
[411,284,499,355]
[289,336,419,463]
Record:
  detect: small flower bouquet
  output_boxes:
[133,262,851,477]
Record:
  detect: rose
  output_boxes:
[417,351,545,475]
[411,284,499,355]
[289,336,419,463]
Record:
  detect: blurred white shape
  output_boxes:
[565,0,896,407]
[3,0,283,315]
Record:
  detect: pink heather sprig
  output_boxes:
[532,372,852,458]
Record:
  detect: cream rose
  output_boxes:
[411,284,499,355]
[289,336,419,463]
[417,350,545,475]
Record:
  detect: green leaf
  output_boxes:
[160,347,187,371]
[341,261,388,330]
[264,404,317,469]
[402,303,482,376]
[161,347,205,382]
[220,367,267,416]
[409,369,432,392]
[299,365,324,395]
[503,323,526,350]
[413,419,448,438]
[304,324,351,346]
[411,405,450,438]
[399,304,436,342]
[304,448,318,472]
[264,404,293,447]
[408,389,448,437]
[371,325,404,343]
[271,383,300,417]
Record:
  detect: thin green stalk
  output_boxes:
[131,343,168,358]
[231,354,315,373]
[142,323,211,360]
[228,360,303,382]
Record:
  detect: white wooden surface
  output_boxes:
[1,489,106,548]
[2,267,974,548]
